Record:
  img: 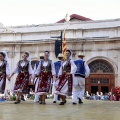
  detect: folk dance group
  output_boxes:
[0,50,90,105]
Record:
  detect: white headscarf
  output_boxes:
[1,51,9,63]
[70,50,72,59]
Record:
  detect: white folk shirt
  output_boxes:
[34,60,56,76]
[13,61,33,74]
[58,59,77,76]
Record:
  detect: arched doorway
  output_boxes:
[85,59,115,94]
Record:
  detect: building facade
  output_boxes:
[0,18,120,94]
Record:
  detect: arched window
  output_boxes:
[89,59,114,73]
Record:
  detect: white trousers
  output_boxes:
[34,94,39,102]
[72,76,85,103]
[34,78,39,93]
[34,78,39,102]
[52,80,59,101]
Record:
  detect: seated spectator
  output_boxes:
[96,92,100,100]
[4,90,11,101]
[27,88,34,99]
[100,95,104,100]
[99,92,104,100]
[90,93,96,100]
[110,94,116,101]
[85,91,91,100]
[104,93,109,100]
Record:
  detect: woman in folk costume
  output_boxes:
[55,50,77,105]
[34,51,56,104]
[0,51,10,94]
[9,51,33,104]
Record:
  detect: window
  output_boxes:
[90,78,109,84]
[89,60,113,73]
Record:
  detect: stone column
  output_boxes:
[10,45,21,89]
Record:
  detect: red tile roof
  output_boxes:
[56,14,92,23]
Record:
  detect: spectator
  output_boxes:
[90,93,96,100]
[104,93,109,100]
[85,91,90,100]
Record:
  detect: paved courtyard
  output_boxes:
[0,99,120,120]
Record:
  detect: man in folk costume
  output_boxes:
[9,51,33,104]
[53,53,64,103]
[34,53,44,103]
[55,50,77,105]
[34,51,56,104]
[72,52,90,104]
[0,51,10,95]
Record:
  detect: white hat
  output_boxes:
[78,52,85,57]
[58,53,64,58]
[39,53,44,57]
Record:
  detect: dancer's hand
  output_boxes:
[53,75,57,81]
[7,76,11,81]
[32,74,37,81]
[7,73,14,81]
[30,79,34,84]
[66,72,71,75]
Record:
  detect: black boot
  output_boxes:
[53,101,56,103]
[21,95,25,101]
[78,98,83,104]
[57,95,60,101]
[64,100,67,103]
[73,102,77,105]
[14,100,21,104]
[59,102,65,105]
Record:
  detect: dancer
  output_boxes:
[34,51,56,104]
[72,52,90,104]
[9,51,33,104]
[0,51,10,94]
[53,53,64,103]
[55,50,77,105]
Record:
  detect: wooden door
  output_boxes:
[85,74,115,94]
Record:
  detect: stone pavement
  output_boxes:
[0,99,120,120]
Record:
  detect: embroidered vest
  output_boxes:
[74,59,85,78]
[18,60,29,73]
[62,59,71,73]
[41,59,52,73]
[54,61,62,76]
